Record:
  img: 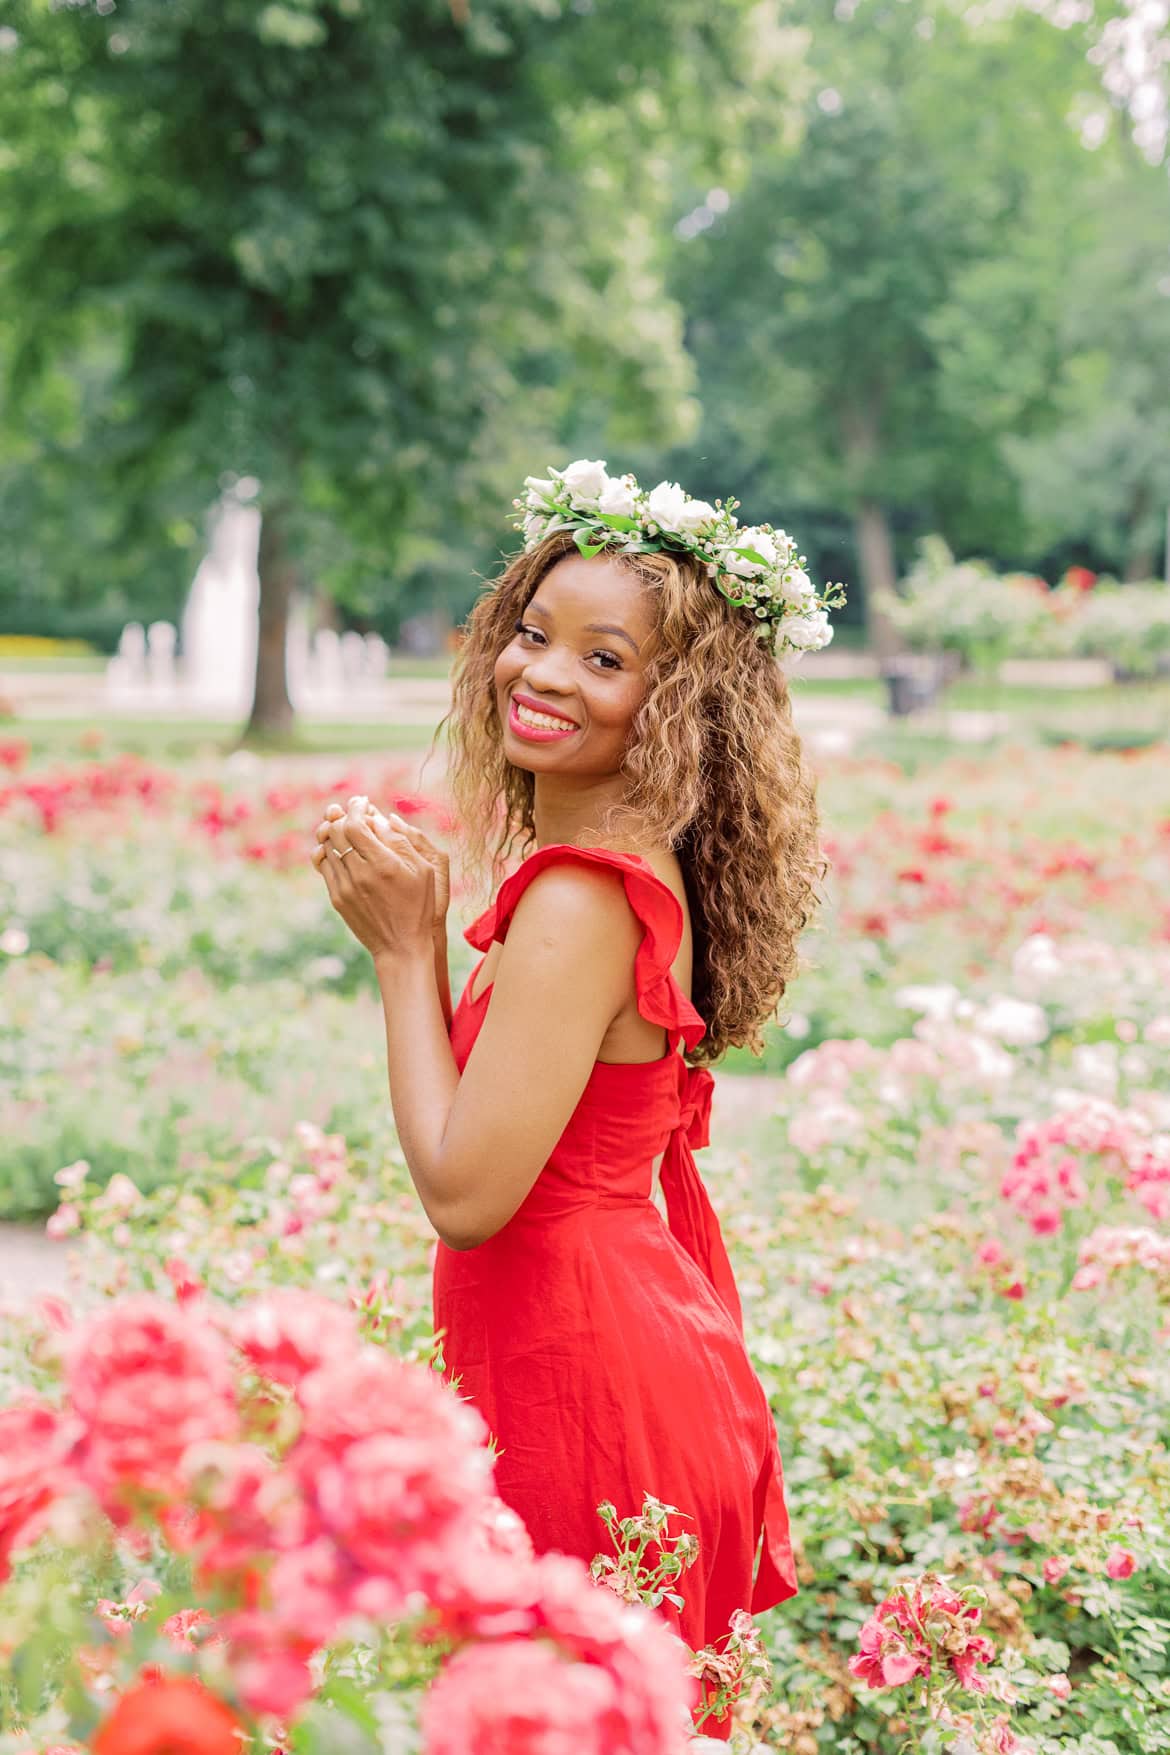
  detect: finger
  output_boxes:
[391,816,439,857]
[366,822,424,868]
[317,844,344,907]
[324,802,346,820]
[326,817,365,861]
[342,801,407,863]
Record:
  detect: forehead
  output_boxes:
[528,553,655,639]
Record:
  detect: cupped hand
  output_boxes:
[314,799,450,935]
[311,795,437,963]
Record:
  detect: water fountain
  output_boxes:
[103,484,394,718]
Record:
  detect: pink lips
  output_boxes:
[508,693,580,743]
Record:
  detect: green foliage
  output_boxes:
[0,0,738,635]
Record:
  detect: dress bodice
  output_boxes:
[448,843,742,1326]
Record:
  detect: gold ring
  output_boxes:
[334,845,355,860]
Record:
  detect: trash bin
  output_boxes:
[881,657,945,717]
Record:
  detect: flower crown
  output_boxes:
[512,459,846,657]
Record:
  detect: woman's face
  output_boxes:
[494,553,656,779]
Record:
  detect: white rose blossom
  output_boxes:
[735,527,778,567]
[673,496,718,536]
[781,608,833,651]
[557,458,610,506]
[779,566,813,606]
[645,480,692,531]
[597,478,639,519]
[718,543,764,581]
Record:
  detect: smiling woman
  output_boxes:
[313,467,834,1737]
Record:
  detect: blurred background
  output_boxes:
[2,14,1169,1742]
[0,0,1167,745]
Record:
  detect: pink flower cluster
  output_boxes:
[849,1575,997,1696]
[1071,1225,1170,1291]
[424,1552,691,1755]
[0,1290,693,1752]
[1003,1098,1169,1234]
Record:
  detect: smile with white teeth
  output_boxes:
[514,702,577,731]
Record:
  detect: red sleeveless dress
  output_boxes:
[433,845,798,1700]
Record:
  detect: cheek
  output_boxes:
[593,676,646,736]
[494,644,521,697]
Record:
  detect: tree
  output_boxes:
[0,0,739,733]
[655,0,1142,642]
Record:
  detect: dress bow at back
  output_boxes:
[659,1061,744,1331]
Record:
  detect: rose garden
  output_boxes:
[1,720,1166,1755]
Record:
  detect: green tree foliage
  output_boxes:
[658,0,1167,639]
[0,0,733,728]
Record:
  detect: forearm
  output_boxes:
[432,926,453,1030]
[374,946,462,1231]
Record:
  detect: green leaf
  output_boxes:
[573,529,609,559]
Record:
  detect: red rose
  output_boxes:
[92,1676,244,1755]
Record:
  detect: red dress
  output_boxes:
[433,845,797,1700]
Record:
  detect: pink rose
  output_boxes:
[295,1349,492,1605]
[1105,1546,1137,1579]
[232,1289,358,1389]
[67,1297,238,1516]
[1046,1673,1072,1700]
[1043,1555,1071,1585]
[46,1203,81,1240]
[422,1639,619,1755]
[848,1615,928,1690]
[0,1398,77,1582]
[162,1607,221,1651]
[422,1562,694,1755]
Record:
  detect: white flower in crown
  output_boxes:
[778,565,815,607]
[781,607,834,651]
[646,480,718,537]
[555,458,610,507]
[597,476,639,519]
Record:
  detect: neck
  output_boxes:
[532,772,639,850]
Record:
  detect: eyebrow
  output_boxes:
[527,601,641,655]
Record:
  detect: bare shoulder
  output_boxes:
[506,860,642,960]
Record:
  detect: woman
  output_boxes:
[312,463,841,1730]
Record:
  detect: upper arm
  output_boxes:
[432,864,642,1247]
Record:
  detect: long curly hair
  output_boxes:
[444,530,826,1065]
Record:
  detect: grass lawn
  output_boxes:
[4,718,440,763]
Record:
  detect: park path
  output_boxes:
[0,1074,786,1310]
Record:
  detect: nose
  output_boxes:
[521,642,575,699]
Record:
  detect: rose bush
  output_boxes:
[0,1289,697,1754]
[3,733,1169,1749]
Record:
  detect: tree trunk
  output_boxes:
[244,504,296,739]
[1123,478,1155,582]
[854,498,900,660]
[840,396,900,659]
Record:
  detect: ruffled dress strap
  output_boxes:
[465,843,705,1051]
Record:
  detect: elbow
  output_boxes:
[429,1199,495,1253]
[438,1226,488,1252]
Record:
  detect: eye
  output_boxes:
[513,619,546,645]
[590,650,623,672]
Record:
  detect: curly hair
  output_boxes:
[443,530,826,1066]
